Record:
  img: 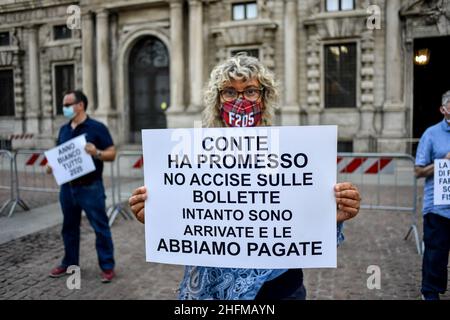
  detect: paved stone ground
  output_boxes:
[0,205,448,300]
[0,218,182,300]
[304,209,449,300]
[0,172,448,300]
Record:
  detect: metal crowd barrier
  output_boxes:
[107,150,142,226]
[0,149,29,217]
[337,152,421,255]
[13,149,59,193]
[0,147,136,223]
[1,147,424,256]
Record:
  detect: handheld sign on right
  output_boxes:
[434,159,450,205]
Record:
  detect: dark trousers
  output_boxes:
[422,212,450,295]
[59,180,115,271]
[255,269,306,300]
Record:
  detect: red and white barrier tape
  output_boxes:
[25,153,47,166]
[9,134,34,140]
[23,154,393,175]
[338,157,393,174]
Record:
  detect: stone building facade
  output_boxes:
[0,0,449,152]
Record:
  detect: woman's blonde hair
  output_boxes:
[202,53,279,128]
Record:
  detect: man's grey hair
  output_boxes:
[442,90,450,106]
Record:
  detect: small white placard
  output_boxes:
[434,159,450,205]
[45,135,96,185]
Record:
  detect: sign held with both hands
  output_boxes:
[142,126,337,269]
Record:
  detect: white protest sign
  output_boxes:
[434,159,450,205]
[45,135,96,185]
[142,126,337,269]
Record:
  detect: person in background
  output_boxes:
[47,90,117,283]
[415,90,450,300]
[129,54,361,299]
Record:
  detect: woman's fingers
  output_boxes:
[335,189,360,200]
[335,182,361,222]
[129,186,147,224]
[136,208,145,223]
[336,207,358,222]
[129,193,147,206]
[339,206,358,216]
[129,186,147,206]
[334,182,357,192]
[132,186,147,196]
[336,197,360,209]
[131,201,145,216]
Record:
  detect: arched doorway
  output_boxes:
[413,36,450,154]
[128,36,169,143]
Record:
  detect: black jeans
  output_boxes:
[255,269,306,300]
[421,213,450,295]
[60,180,115,271]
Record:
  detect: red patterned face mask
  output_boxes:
[220,98,262,127]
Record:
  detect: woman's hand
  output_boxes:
[335,182,361,222]
[129,186,147,224]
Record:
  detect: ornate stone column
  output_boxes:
[305,37,321,125]
[168,0,185,113]
[355,32,376,152]
[82,11,95,107]
[95,9,112,114]
[381,0,406,151]
[26,25,41,135]
[188,0,204,112]
[281,0,300,126]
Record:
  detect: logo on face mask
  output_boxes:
[63,105,75,119]
[220,98,262,127]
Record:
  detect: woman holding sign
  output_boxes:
[129,54,361,300]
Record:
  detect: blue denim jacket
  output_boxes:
[178,222,345,300]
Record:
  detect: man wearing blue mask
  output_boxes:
[415,90,450,300]
[48,90,117,283]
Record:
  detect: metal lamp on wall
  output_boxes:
[414,48,431,66]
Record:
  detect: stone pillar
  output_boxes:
[381,0,406,151]
[95,9,112,114]
[385,1,403,107]
[306,37,322,126]
[82,11,95,107]
[168,0,185,114]
[188,0,204,112]
[281,0,300,126]
[355,32,376,152]
[27,26,41,135]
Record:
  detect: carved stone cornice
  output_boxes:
[401,0,450,37]
[211,18,278,46]
[400,0,450,22]
[0,0,73,13]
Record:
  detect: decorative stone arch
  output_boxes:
[400,0,450,145]
[116,28,171,144]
